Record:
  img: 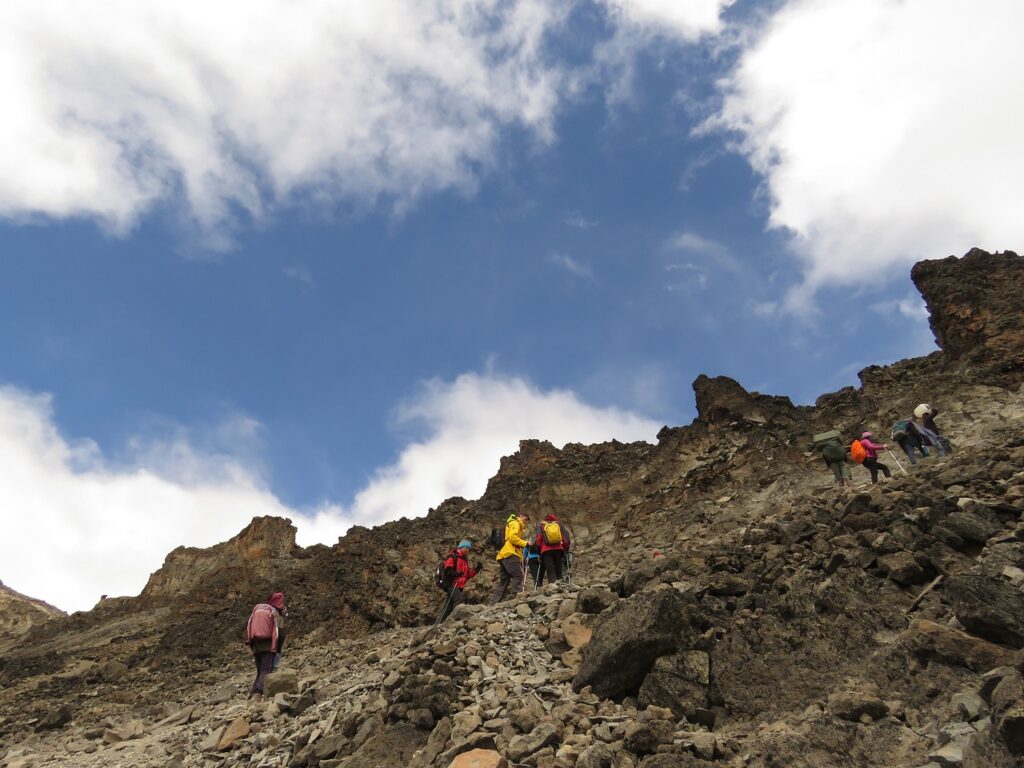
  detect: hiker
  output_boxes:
[267,592,288,671]
[438,541,481,622]
[914,403,948,456]
[245,593,286,702]
[490,513,530,603]
[523,541,542,587]
[892,418,929,465]
[819,439,853,488]
[857,431,892,484]
[535,513,571,586]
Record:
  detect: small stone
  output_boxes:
[928,741,964,766]
[201,726,226,752]
[689,732,717,760]
[264,668,299,696]
[217,717,251,750]
[951,692,986,721]
[103,719,145,744]
[34,705,73,732]
[516,603,533,618]
[447,747,508,768]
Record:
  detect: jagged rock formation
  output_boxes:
[1,248,1022,768]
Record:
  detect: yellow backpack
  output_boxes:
[542,521,563,546]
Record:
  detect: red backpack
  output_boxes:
[849,439,867,464]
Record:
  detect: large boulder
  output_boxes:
[638,650,710,718]
[899,619,1018,671]
[946,573,1024,647]
[573,589,697,698]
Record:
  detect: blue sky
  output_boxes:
[2,0,1021,611]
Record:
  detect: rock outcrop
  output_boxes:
[0,580,64,642]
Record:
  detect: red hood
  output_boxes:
[267,592,286,610]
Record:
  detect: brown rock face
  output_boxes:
[140,516,298,602]
[692,374,801,426]
[912,248,1024,375]
[0,580,64,641]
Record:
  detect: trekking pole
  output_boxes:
[887,450,908,475]
[434,589,455,626]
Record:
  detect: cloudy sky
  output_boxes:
[2,0,1021,612]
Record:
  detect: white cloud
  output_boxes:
[0,0,734,242]
[713,0,1024,304]
[601,0,732,37]
[565,212,599,229]
[0,387,297,613]
[550,252,595,279]
[0,1,567,242]
[0,374,657,612]
[283,264,315,288]
[343,371,659,526]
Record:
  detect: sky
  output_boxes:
[2,0,1022,612]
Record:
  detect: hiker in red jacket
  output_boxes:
[245,592,286,702]
[858,431,892,484]
[535,513,571,586]
[439,540,481,622]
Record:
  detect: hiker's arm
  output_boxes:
[508,528,529,548]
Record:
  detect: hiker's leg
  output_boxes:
[539,551,555,585]
[490,561,510,604]
[879,461,891,479]
[830,462,844,483]
[865,458,879,483]
[442,587,462,621]
[900,440,917,465]
[252,652,273,695]
[508,558,524,595]
[250,653,262,695]
[551,551,564,581]
[536,558,546,587]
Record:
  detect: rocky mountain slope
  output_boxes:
[1,248,1022,768]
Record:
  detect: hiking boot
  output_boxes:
[248,692,263,704]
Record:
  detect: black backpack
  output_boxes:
[488,527,504,550]
[434,551,457,590]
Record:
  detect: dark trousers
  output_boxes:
[440,587,463,622]
[490,557,524,603]
[537,550,564,586]
[864,457,891,484]
[526,558,541,585]
[251,651,274,695]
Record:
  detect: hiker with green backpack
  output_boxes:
[810,430,853,489]
[819,440,854,488]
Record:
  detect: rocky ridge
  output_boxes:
[1,248,1023,768]
[0,581,64,640]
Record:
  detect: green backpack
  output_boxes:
[821,442,847,463]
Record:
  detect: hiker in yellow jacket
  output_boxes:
[489,513,530,603]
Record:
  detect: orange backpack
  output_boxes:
[849,439,867,464]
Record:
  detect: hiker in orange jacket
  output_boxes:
[535,513,571,586]
[858,431,892,484]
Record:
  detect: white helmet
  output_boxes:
[913,403,932,419]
